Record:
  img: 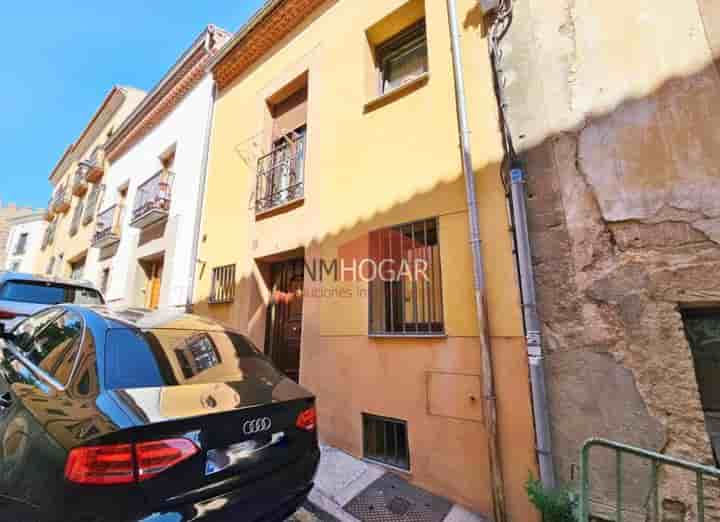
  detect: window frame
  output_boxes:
[8,309,87,391]
[375,20,428,96]
[209,263,237,304]
[14,233,29,255]
[362,413,411,471]
[367,217,445,337]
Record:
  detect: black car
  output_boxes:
[0,305,319,522]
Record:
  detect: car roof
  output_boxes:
[80,305,230,331]
[0,271,98,290]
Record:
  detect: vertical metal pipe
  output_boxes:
[186,78,217,311]
[446,1,506,521]
[509,168,557,489]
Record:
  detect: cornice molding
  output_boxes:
[212,0,327,91]
[106,26,231,163]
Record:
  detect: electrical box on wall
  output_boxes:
[478,0,500,14]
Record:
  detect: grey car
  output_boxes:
[0,271,104,331]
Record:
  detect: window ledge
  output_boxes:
[255,196,305,220]
[363,72,430,113]
[368,333,447,340]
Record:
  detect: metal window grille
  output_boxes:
[255,128,306,213]
[377,20,428,94]
[368,217,444,335]
[69,201,84,237]
[84,183,102,225]
[133,170,173,222]
[362,413,410,470]
[209,264,236,304]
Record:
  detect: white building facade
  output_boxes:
[91,26,230,309]
[5,212,47,273]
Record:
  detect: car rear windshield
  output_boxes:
[105,329,282,390]
[0,280,103,305]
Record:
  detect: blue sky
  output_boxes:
[0,1,266,208]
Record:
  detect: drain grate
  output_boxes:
[343,473,452,522]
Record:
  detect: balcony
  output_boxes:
[44,199,55,221]
[52,186,71,214]
[255,133,306,214]
[72,166,89,196]
[82,146,105,183]
[130,170,173,229]
[93,205,123,248]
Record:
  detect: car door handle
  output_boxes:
[0,392,12,410]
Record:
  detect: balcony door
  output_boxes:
[265,258,304,382]
[144,258,164,309]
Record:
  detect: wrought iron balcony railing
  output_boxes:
[52,186,71,214]
[83,183,102,225]
[255,133,306,213]
[93,204,123,248]
[130,170,173,229]
[81,145,105,183]
[72,166,89,196]
[44,198,55,221]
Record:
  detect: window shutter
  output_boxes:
[271,87,308,141]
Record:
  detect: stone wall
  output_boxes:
[0,202,36,269]
[498,0,720,519]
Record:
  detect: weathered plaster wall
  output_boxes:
[501,0,720,519]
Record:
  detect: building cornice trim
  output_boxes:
[210,0,327,91]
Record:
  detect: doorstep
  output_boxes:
[305,445,489,522]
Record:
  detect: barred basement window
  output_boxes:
[209,264,236,304]
[368,217,444,335]
[362,413,410,470]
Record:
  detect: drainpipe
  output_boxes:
[509,167,557,489]
[446,2,507,521]
[186,37,217,312]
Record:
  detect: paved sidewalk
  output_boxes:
[298,445,488,522]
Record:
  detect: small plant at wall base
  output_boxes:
[526,475,578,522]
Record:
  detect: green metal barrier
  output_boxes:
[579,438,720,522]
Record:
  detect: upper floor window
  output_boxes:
[376,20,428,95]
[14,233,28,255]
[256,79,308,214]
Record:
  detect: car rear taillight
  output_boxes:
[0,310,17,320]
[65,438,198,485]
[296,406,317,431]
[65,444,135,485]
[135,438,199,482]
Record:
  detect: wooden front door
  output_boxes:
[147,259,164,309]
[265,259,304,382]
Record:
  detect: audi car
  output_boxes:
[0,305,319,522]
[0,272,104,331]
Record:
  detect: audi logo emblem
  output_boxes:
[243,417,272,435]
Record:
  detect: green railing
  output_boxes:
[580,438,720,522]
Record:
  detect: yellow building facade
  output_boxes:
[35,86,146,285]
[195,0,539,518]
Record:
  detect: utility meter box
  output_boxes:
[478,0,500,14]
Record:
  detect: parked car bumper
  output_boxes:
[134,447,320,522]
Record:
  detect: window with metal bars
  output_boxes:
[362,413,410,470]
[83,183,102,225]
[368,217,444,335]
[209,264,236,304]
[69,201,84,237]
